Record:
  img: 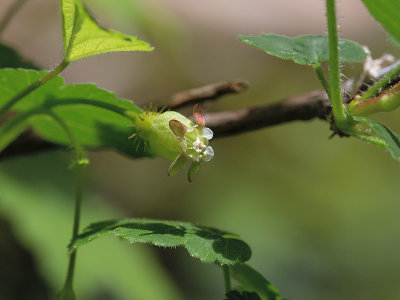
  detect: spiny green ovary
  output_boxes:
[133,110,158,141]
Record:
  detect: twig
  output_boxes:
[206,90,331,137]
[164,79,248,109]
[2,56,399,160]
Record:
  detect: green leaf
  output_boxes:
[361,0,400,44]
[0,44,37,69]
[226,290,262,300]
[351,116,400,163]
[229,264,284,300]
[0,152,183,300]
[69,218,252,265]
[0,68,150,158]
[61,0,153,62]
[237,34,367,65]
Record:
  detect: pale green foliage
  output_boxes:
[237,34,366,66]
[69,218,252,265]
[362,0,400,45]
[61,0,153,62]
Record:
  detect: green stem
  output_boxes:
[59,164,84,300]
[326,0,348,127]
[313,65,330,97]
[0,0,28,37]
[0,60,69,119]
[64,165,84,288]
[46,111,87,164]
[352,63,400,104]
[46,111,86,299]
[222,265,231,294]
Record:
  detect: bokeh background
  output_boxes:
[1,0,400,299]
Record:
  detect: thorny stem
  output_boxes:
[313,65,330,98]
[0,60,69,119]
[326,0,349,128]
[0,0,28,37]
[223,265,232,294]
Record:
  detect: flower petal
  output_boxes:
[201,127,214,140]
[188,161,202,182]
[203,146,214,162]
[168,152,188,176]
[169,120,188,141]
[193,104,205,128]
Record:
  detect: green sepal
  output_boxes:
[168,152,188,176]
[188,161,202,182]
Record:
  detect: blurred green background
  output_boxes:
[1,0,400,299]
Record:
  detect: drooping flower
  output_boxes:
[132,104,214,181]
[168,104,214,181]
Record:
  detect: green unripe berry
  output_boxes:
[149,111,194,160]
[134,111,196,160]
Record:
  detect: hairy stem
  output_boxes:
[313,65,330,97]
[0,60,69,119]
[222,265,232,294]
[0,0,28,36]
[326,0,348,127]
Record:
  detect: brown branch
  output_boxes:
[2,55,399,160]
[164,79,249,109]
[206,89,331,137]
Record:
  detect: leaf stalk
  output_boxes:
[0,60,69,119]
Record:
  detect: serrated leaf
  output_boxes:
[351,116,400,163]
[0,68,150,158]
[69,218,252,265]
[61,0,153,62]
[237,34,366,65]
[0,44,37,69]
[229,264,284,300]
[361,0,400,44]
